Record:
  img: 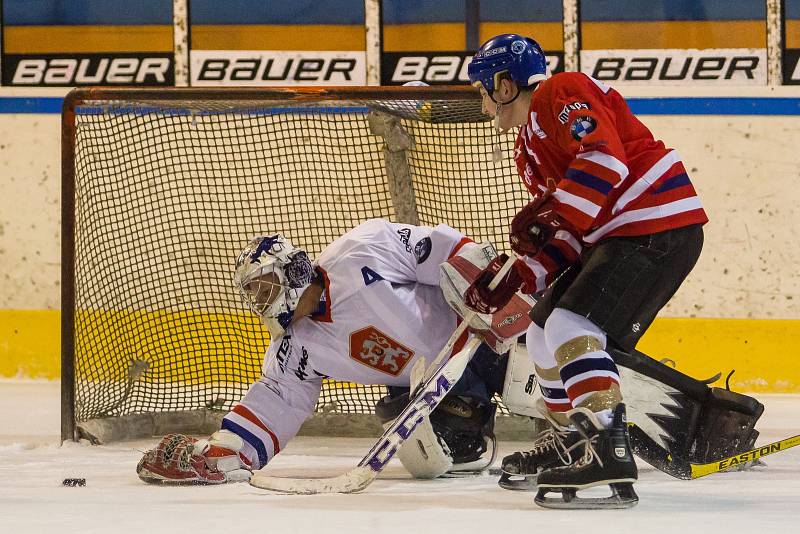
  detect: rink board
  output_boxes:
[2,308,799,392]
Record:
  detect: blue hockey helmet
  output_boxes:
[468,34,547,94]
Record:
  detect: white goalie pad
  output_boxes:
[501,342,542,418]
[440,243,536,354]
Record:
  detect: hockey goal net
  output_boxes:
[61,86,528,443]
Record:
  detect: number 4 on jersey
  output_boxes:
[361,266,384,286]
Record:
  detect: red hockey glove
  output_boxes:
[509,184,574,256]
[464,254,537,314]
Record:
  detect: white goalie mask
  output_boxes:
[233,235,315,338]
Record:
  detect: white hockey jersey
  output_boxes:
[221,219,475,468]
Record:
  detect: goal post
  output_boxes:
[61,86,534,443]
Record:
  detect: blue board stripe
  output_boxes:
[6,0,775,25]
[627,97,800,116]
[0,97,64,114]
[2,96,800,116]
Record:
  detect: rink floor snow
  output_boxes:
[1,380,799,534]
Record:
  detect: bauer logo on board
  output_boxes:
[191,50,366,86]
[580,49,767,85]
[3,53,173,86]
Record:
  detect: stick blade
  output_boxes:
[249,466,376,494]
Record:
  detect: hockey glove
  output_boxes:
[464,254,536,314]
[136,432,253,485]
[509,195,567,256]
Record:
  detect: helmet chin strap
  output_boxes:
[492,106,504,163]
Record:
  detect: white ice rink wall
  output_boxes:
[1,85,799,392]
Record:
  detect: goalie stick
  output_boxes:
[249,257,517,494]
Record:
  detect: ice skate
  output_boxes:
[498,412,582,491]
[534,404,638,509]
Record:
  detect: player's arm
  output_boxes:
[329,218,475,286]
[463,186,584,315]
[137,342,323,484]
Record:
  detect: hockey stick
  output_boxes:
[630,426,800,480]
[249,259,517,494]
[687,433,800,479]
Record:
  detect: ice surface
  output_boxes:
[1,380,798,533]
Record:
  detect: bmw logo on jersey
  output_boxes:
[570,116,597,141]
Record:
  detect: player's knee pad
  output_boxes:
[543,308,607,362]
[525,322,556,369]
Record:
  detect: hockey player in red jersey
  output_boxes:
[464,34,708,509]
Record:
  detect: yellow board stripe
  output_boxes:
[581,20,766,50]
[788,20,800,48]
[3,25,173,53]
[2,20,775,54]
[192,24,365,51]
[634,317,800,393]
[2,309,800,392]
[0,310,61,378]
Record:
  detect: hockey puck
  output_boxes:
[62,478,86,487]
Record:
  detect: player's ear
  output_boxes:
[497,76,517,99]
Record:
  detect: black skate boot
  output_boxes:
[498,414,583,491]
[534,404,638,509]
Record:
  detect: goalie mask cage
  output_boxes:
[61,86,530,443]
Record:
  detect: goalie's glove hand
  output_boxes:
[509,183,572,257]
[136,432,253,485]
[464,254,536,314]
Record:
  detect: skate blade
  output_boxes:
[498,472,537,491]
[441,470,485,479]
[534,482,638,509]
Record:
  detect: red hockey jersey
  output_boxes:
[513,72,708,291]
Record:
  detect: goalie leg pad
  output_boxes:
[693,387,763,462]
[611,348,764,467]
